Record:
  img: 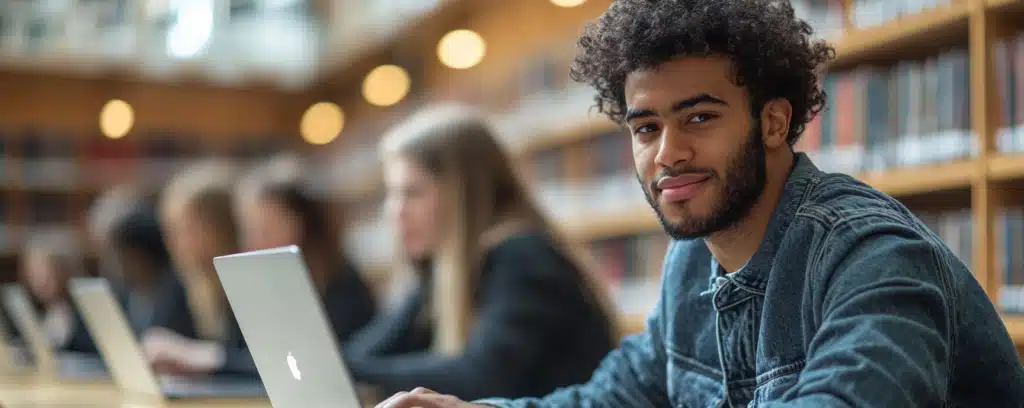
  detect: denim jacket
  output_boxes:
[477,153,1024,407]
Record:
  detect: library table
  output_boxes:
[0,378,272,408]
[0,375,385,407]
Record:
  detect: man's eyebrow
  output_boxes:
[624,108,655,122]
[672,93,729,111]
[624,93,729,122]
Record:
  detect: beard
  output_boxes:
[639,122,767,240]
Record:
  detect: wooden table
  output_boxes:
[0,374,271,408]
[0,372,382,407]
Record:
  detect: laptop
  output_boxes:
[212,245,363,408]
[0,309,22,374]
[68,277,267,402]
[0,284,108,379]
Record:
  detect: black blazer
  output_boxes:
[216,260,378,376]
[114,268,197,339]
[343,232,616,401]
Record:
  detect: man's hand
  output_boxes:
[141,327,224,376]
[375,387,490,408]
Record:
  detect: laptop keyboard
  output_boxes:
[158,375,266,399]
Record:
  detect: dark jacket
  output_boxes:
[344,232,615,401]
[477,153,1024,408]
[216,260,378,376]
[114,267,197,339]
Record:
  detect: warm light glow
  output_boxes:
[300,102,344,145]
[362,65,411,107]
[550,0,587,7]
[437,29,485,69]
[99,99,134,139]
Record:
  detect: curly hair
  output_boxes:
[570,0,835,145]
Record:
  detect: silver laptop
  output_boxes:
[0,284,107,378]
[68,277,266,402]
[212,245,362,408]
[0,303,23,374]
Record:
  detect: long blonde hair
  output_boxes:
[380,104,618,354]
[159,160,241,341]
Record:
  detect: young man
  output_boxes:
[376,0,1024,407]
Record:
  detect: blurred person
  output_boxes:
[233,171,377,347]
[85,183,147,283]
[378,0,1024,407]
[106,201,197,338]
[142,160,256,377]
[343,103,617,401]
[13,233,96,353]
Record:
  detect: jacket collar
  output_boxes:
[713,152,821,293]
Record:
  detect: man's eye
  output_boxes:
[634,124,659,134]
[688,113,717,124]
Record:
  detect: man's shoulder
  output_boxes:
[791,172,962,284]
[795,171,920,231]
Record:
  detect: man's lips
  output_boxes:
[656,173,711,202]
[657,173,711,189]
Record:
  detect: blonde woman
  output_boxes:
[344,104,617,401]
[140,160,256,377]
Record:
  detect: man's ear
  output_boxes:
[760,98,793,149]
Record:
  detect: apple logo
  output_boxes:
[286,352,301,380]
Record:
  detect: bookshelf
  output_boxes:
[0,70,307,281]
[322,0,1024,347]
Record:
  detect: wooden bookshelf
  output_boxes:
[859,159,976,196]
[1003,315,1024,345]
[515,119,620,157]
[0,68,308,282]
[989,154,1024,181]
[987,0,1024,13]
[829,1,971,70]
[562,209,660,243]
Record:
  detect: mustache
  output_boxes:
[648,167,716,193]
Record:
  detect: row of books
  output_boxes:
[789,0,957,39]
[0,130,284,159]
[995,31,1024,154]
[0,224,81,254]
[0,130,285,189]
[497,47,981,181]
[0,191,86,254]
[798,47,975,175]
[790,0,846,40]
[918,209,974,274]
[848,0,957,29]
[591,232,669,317]
[591,232,669,287]
[528,129,647,220]
[999,206,1024,314]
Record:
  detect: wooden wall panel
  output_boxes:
[0,71,305,139]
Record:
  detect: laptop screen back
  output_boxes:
[1,284,56,370]
[68,278,164,400]
[213,245,361,408]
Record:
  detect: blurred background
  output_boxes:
[0,0,1022,345]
